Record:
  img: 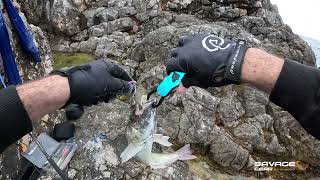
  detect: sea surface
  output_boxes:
[301,36,320,67]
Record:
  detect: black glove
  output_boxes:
[166,34,247,88]
[65,104,84,120]
[52,59,134,107]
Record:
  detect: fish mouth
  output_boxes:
[135,95,156,116]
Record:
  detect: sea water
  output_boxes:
[302,36,320,67]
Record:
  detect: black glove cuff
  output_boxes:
[50,69,73,108]
[224,40,248,83]
[50,65,90,108]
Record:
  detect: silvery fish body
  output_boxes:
[120,94,196,169]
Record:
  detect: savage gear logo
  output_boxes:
[254,161,296,171]
[202,35,230,52]
[229,41,244,75]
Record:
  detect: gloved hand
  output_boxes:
[166,34,248,88]
[52,59,134,107]
[65,104,84,120]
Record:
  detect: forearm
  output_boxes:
[17,75,70,121]
[241,48,284,94]
[240,48,320,139]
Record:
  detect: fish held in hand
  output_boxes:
[120,94,196,169]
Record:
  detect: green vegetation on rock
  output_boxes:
[53,52,95,69]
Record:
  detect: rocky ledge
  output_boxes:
[1,0,319,179]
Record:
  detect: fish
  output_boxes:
[120,89,196,169]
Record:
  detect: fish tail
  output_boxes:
[175,144,197,160]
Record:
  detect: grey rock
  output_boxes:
[71,30,88,42]
[241,86,268,117]
[108,0,131,8]
[132,0,160,22]
[130,25,176,69]
[108,17,134,33]
[83,7,105,28]
[122,59,139,77]
[233,115,266,150]
[95,7,119,22]
[138,161,194,180]
[157,99,182,138]
[274,114,320,165]
[88,22,108,37]
[119,7,137,18]
[218,90,245,127]
[5,0,320,179]
[233,114,286,155]
[78,37,100,53]
[178,87,220,144]
[168,0,194,8]
[88,17,134,38]
[89,0,109,8]
[50,0,81,36]
[221,8,241,19]
[94,32,134,58]
[210,126,250,170]
[67,169,77,179]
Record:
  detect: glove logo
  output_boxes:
[202,35,230,52]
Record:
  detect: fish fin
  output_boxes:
[153,134,172,147]
[120,143,144,163]
[175,144,197,160]
[150,164,168,169]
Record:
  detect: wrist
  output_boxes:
[17,75,70,120]
[240,48,255,83]
[53,75,70,100]
[55,74,71,105]
[240,48,284,94]
[224,40,248,83]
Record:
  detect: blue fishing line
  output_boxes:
[0,75,7,88]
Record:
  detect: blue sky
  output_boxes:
[270,0,320,40]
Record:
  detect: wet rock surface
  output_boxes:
[1,0,320,179]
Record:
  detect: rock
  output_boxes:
[233,114,286,155]
[178,87,220,144]
[209,126,250,170]
[138,161,194,180]
[83,7,105,28]
[274,113,320,165]
[93,144,119,168]
[71,29,88,41]
[67,169,77,179]
[3,0,320,179]
[241,86,268,117]
[218,90,245,127]
[88,17,133,37]
[95,7,119,22]
[118,7,137,18]
[169,0,194,8]
[88,22,108,37]
[50,0,81,36]
[94,32,134,58]
[108,17,134,33]
[75,100,131,141]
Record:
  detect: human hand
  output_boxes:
[52,59,134,107]
[166,34,247,88]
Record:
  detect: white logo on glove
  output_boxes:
[202,35,230,52]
